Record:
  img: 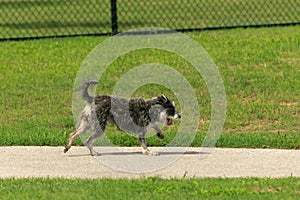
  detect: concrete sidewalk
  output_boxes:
[0,146,299,179]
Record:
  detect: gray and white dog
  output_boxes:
[64,80,181,156]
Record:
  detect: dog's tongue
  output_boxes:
[167,118,173,126]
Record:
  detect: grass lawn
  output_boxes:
[0,25,299,148]
[0,25,299,200]
[0,177,300,200]
[1,2,299,199]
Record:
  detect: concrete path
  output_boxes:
[0,146,299,179]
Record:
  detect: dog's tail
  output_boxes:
[81,79,99,104]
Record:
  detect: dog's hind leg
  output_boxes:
[64,120,90,153]
[85,121,106,156]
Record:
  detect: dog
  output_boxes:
[64,79,181,156]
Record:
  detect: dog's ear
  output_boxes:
[161,95,168,102]
[172,101,175,106]
[156,95,168,104]
[151,95,169,105]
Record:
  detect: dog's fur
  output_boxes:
[64,80,181,156]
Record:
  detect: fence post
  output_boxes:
[111,0,118,35]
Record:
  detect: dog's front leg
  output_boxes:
[138,132,159,156]
[151,124,164,139]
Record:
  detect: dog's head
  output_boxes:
[150,95,181,125]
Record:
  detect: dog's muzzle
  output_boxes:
[175,113,181,119]
[166,113,181,126]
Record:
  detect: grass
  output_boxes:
[0,0,299,39]
[0,177,299,199]
[0,25,299,148]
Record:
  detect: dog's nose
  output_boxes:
[177,113,181,119]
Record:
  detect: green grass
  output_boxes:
[96,131,300,149]
[0,0,299,39]
[0,177,299,199]
[0,26,299,148]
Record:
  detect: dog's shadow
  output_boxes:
[67,151,209,157]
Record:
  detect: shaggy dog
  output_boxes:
[64,80,181,156]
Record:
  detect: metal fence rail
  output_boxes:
[1,0,299,40]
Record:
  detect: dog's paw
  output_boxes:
[156,133,165,140]
[90,151,101,156]
[64,146,70,153]
[149,151,160,156]
[142,149,160,156]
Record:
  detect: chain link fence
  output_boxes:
[1,0,299,40]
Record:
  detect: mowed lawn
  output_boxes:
[1,177,300,200]
[0,26,299,148]
[0,25,299,200]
